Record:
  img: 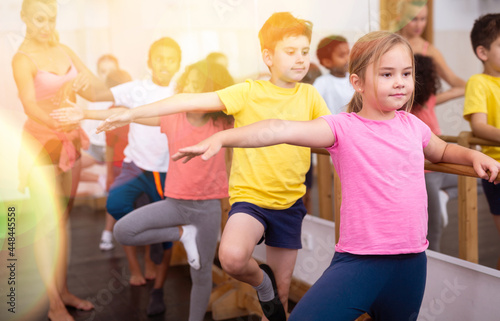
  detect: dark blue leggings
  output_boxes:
[289,251,427,321]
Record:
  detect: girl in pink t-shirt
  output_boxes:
[173,32,500,321]
[112,60,233,319]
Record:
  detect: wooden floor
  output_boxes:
[4,201,266,321]
[4,182,499,321]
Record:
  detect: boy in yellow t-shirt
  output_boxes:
[96,12,330,321]
[463,13,500,269]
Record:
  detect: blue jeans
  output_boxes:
[289,251,427,321]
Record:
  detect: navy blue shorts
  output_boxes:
[229,199,307,249]
[482,179,500,215]
[289,251,427,321]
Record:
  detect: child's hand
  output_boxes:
[172,137,222,163]
[50,99,84,124]
[472,152,500,183]
[96,110,132,133]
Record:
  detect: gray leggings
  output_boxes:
[425,172,457,251]
[113,198,221,321]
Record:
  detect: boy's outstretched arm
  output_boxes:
[424,133,500,183]
[96,92,225,132]
[470,113,500,143]
[172,117,334,163]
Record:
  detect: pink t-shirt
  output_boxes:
[323,111,431,254]
[160,113,233,200]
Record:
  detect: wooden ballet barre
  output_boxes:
[438,135,459,143]
[311,148,329,156]
[311,148,500,180]
[311,148,499,180]
[466,136,500,147]
[424,161,499,180]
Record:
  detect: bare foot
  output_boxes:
[144,260,156,280]
[61,292,94,311]
[129,274,147,286]
[48,306,75,321]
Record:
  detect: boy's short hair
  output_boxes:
[148,37,182,62]
[97,54,119,69]
[316,35,348,64]
[206,52,227,64]
[470,13,500,58]
[258,12,312,52]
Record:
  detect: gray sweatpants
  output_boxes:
[113,198,221,321]
[425,172,457,251]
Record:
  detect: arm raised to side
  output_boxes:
[172,117,335,163]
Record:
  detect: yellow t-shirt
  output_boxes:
[217,80,330,209]
[463,74,500,160]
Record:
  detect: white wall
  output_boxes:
[421,251,500,321]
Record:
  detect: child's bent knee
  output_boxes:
[112,221,131,245]
[219,247,251,275]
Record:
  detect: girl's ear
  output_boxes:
[475,45,488,62]
[262,49,273,68]
[350,73,364,93]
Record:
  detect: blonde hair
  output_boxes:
[347,31,414,113]
[22,0,56,14]
[22,0,59,45]
[391,0,428,33]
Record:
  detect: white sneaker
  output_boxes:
[438,190,449,228]
[99,230,114,251]
[180,225,200,270]
[98,174,107,193]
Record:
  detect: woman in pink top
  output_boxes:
[12,1,106,320]
[396,1,466,94]
[411,54,464,252]
[173,32,500,321]
[111,60,234,320]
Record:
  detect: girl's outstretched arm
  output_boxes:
[51,100,128,123]
[172,117,334,163]
[51,101,160,127]
[424,133,500,183]
[96,92,225,132]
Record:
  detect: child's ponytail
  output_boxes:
[347,91,363,113]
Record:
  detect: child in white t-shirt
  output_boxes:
[314,35,355,115]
